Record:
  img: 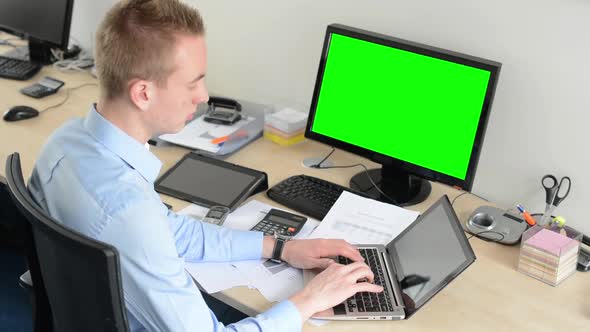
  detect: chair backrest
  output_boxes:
[5,153,129,332]
[2,166,52,332]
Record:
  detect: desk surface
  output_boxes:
[1,58,588,331]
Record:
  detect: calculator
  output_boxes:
[251,209,307,236]
[20,76,65,98]
[203,205,231,226]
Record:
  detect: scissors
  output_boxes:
[539,175,571,225]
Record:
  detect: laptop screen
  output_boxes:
[386,195,475,317]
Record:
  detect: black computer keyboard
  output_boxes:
[0,56,41,80]
[267,174,366,220]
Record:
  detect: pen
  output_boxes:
[211,135,230,145]
[211,131,249,145]
[516,204,536,226]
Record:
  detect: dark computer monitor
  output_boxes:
[0,0,74,64]
[305,24,501,206]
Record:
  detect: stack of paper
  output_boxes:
[264,108,308,146]
[518,228,579,286]
[159,115,258,154]
[308,191,419,245]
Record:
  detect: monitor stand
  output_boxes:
[349,165,431,206]
[28,37,54,64]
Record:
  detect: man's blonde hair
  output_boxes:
[95,0,205,100]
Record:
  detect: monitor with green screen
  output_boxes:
[305,24,501,206]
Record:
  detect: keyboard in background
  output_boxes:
[266,174,367,220]
[0,56,41,80]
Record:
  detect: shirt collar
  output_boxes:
[83,105,162,183]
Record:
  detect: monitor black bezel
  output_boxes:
[0,0,74,50]
[154,152,267,211]
[386,195,476,318]
[304,24,502,191]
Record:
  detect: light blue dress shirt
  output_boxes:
[28,106,302,332]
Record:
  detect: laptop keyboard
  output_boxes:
[338,248,395,312]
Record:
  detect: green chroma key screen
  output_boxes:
[311,33,492,180]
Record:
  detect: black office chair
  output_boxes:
[5,153,129,332]
[1,173,51,332]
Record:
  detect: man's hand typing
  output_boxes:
[262,237,364,269]
[290,261,383,321]
[262,237,382,320]
[283,238,364,269]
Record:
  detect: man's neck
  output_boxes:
[96,98,153,144]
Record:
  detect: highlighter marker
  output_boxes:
[516,204,537,226]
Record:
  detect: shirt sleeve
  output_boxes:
[99,199,302,332]
[165,206,263,263]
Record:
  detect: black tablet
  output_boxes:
[155,153,268,211]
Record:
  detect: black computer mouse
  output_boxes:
[3,105,40,122]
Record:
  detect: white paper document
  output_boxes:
[159,115,254,153]
[185,261,250,294]
[223,201,320,302]
[308,191,419,245]
[197,199,321,238]
[179,204,251,294]
[232,259,303,303]
[177,199,319,236]
[177,203,209,220]
[177,200,320,297]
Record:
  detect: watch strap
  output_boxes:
[271,237,287,263]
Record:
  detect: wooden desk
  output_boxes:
[1,64,588,332]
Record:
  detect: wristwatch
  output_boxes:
[271,231,292,263]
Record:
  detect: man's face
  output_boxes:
[148,34,208,134]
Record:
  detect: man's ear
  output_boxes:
[128,79,154,112]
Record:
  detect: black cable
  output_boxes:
[466,230,505,243]
[311,147,336,168]
[452,192,503,242]
[312,147,399,204]
[450,190,489,207]
[314,147,494,208]
[451,191,469,206]
[41,83,97,113]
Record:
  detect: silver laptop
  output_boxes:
[313,195,476,320]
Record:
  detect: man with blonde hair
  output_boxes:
[29,0,382,331]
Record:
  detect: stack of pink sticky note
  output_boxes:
[518,228,579,286]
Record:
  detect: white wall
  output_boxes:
[69,0,117,53]
[71,0,590,235]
